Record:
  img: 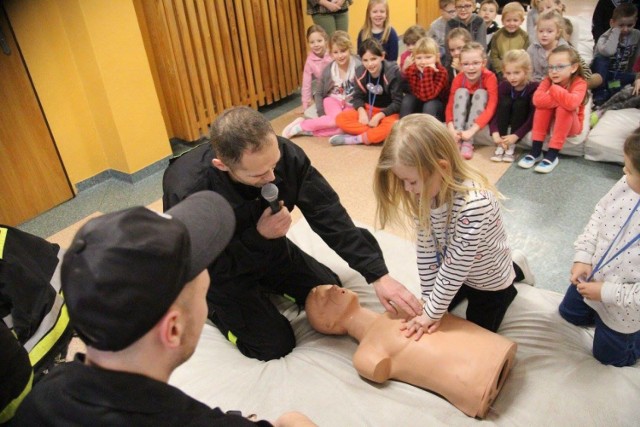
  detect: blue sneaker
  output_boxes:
[534,157,559,174]
[517,154,543,169]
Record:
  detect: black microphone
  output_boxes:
[261,183,281,213]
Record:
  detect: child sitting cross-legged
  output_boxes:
[400,37,449,121]
[446,42,499,160]
[489,49,539,162]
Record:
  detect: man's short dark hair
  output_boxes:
[209,106,275,167]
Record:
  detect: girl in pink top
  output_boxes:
[300,25,333,113]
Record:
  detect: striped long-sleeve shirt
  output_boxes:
[417,180,515,321]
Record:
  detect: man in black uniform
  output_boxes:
[12,192,314,426]
[163,106,422,361]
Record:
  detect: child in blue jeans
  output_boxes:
[559,128,640,367]
[591,3,640,106]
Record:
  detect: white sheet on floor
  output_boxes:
[170,219,640,426]
[586,108,640,165]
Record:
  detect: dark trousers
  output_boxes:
[400,94,444,121]
[559,284,640,367]
[496,95,531,136]
[208,239,340,361]
[448,262,522,332]
[591,55,637,104]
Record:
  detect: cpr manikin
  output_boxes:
[306,285,517,418]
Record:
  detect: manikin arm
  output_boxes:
[352,345,391,383]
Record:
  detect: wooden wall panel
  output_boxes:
[136,0,305,142]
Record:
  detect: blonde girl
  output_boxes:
[527,11,567,82]
[373,114,532,337]
[400,37,449,120]
[357,0,399,62]
[300,25,332,113]
[444,28,472,80]
[283,31,361,138]
[518,45,588,173]
[489,50,539,162]
[445,42,498,160]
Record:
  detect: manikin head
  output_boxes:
[306,285,360,335]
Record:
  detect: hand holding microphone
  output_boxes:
[257,183,291,239]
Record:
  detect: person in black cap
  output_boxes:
[163,106,423,362]
[12,191,315,426]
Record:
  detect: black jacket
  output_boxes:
[162,138,388,287]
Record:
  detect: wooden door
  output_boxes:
[0,7,73,226]
[417,0,440,28]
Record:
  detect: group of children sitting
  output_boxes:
[283,0,640,174]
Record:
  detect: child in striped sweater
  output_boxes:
[373,114,534,337]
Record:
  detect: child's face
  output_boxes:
[537,19,560,48]
[441,3,457,21]
[623,153,640,195]
[460,50,486,81]
[536,0,554,14]
[370,3,387,28]
[479,4,497,25]
[502,13,524,33]
[406,42,416,53]
[392,163,442,200]
[503,63,528,88]
[415,52,437,70]
[455,0,474,22]
[547,52,578,84]
[448,37,466,59]
[362,50,384,76]
[611,16,638,37]
[331,45,351,67]
[308,32,327,57]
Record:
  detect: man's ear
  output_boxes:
[212,158,229,172]
[157,309,183,349]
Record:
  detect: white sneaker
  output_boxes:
[282,117,304,139]
[503,145,516,163]
[512,249,535,286]
[490,146,504,162]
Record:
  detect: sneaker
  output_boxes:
[512,249,535,286]
[329,134,347,146]
[460,142,474,160]
[589,111,601,129]
[534,157,559,174]
[282,117,304,139]
[490,146,504,162]
[503,145,516,163]
[517,154,543,169]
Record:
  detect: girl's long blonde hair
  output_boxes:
[374,115,500,233]
[360,0,391,44]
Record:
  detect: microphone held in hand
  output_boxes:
[261,183,281,213]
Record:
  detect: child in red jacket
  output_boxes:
[400,36,449,120]
[517,45,588,173]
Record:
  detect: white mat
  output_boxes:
[170,219,640,426]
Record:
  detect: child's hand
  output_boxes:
[460,128,475,141]
[321,0,341,12]
[451,57,460,71]
[502,134,519,146]
[576,281,603,301]
[570,262,592,285]
[633,78,640,96]
[368,112,384,127]
[401,313,441,340]
[296,104,306,115]
[358,109,369,125]
[403,54,415,71]
[492,132,503,145]
[447,123,461,143]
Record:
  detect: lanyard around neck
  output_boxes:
[367,73,382,119]
[588,198,640,281]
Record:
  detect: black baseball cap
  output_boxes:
[61,191,235,351]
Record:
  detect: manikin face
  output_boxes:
[547,52,577,85]
[370,3,387,29]
[455,0,474,22]
[502,13,523,33]
[479,3,497,25]
[460,49,486,82]
[448,37,466,60]
[536,19,560,48]
[308,31,327,57]
[361,50,384,77]
[414,52,437,71]
[391,163,442,200]
[332,45,351,68]
[213,134,281,187]
[623,153,640,195]
[503,63,527,89]
[306,285,358,335]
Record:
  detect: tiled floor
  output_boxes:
[18,0,620,296]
